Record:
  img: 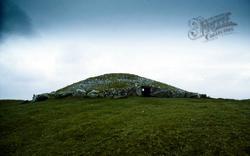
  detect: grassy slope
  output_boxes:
[56,73,181,93]
[0,97,250,155]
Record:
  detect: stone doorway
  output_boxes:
[141,86,151,97]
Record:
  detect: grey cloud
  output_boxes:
[0,0,33,40]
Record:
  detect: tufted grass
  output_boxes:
[0,97,250,155]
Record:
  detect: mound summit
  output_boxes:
[32,73,207,102]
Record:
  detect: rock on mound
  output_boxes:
[32,73,206,102]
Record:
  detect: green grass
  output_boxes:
[0,97,250,155]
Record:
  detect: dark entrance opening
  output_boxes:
[141,86,151,97]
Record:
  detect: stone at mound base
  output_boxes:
[87,90,100,98]
[32,94,49,102]
[73,89,86,96]
[151,89,174,98]
[55,92,73,98]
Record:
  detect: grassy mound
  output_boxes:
[56,73,183,93]
[1,97,250,155]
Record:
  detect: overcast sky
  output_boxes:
[0,0,250,100]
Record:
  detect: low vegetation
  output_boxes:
[0,97,250,155]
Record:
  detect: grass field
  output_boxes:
[0,97,250,155]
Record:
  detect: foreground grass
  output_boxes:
[0,97,250,155]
